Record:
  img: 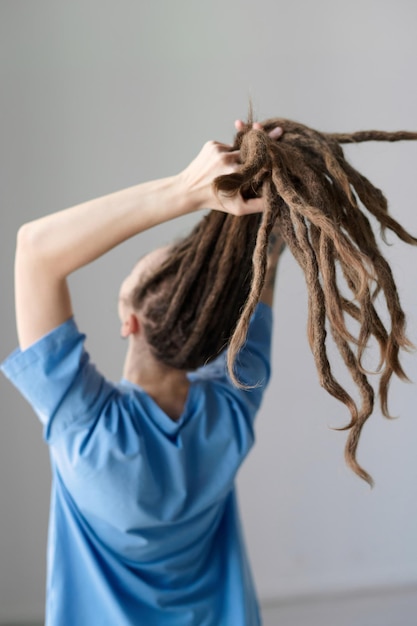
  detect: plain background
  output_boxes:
[0,0,416,622]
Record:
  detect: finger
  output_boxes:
[253,122,284,139]
[268,126,283,139]
[223,149,241,160]
[239,197,265,214]
[213,142,235,153]
[220,150,243,168]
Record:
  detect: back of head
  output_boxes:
[131,209,261,370]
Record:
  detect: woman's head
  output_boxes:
[124,211,261,370]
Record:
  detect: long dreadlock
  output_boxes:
[132,114,417,486]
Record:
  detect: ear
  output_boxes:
[120,312,140,339]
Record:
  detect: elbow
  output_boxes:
[16,221,66,278]
[17,222,36,250]
[16,221,47,268]
[16,223,31,260]
[16,221,46,257]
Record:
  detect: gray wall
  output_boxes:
[1,0,417,622]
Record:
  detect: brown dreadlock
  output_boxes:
[132,114,417,487]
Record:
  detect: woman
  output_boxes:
[1,120,285,625]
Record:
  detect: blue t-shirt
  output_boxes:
[1,302,272,626]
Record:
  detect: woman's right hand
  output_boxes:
[177,121,283,216]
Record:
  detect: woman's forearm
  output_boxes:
[18,174,195,278]
[17,138,270,279]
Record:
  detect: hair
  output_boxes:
[131,112,417,487]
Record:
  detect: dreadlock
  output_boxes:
[131,114,417,487]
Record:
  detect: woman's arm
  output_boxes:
[15,140,266,350]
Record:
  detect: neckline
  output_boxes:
[119,377,197,432]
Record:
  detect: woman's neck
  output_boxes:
[123,340,191,421]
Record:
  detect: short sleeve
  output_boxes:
[0,318,115,443]
[189,302,273,414]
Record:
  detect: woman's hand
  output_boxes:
[177,121,283,216]
[177,139,255,215]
